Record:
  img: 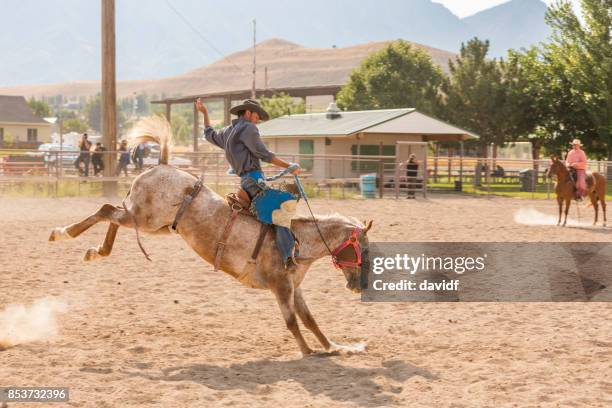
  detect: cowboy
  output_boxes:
[196,98,301,267]
[565,138,587,199]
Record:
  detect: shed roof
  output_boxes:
[258,108,413,137]
[364,111,479,140]
[258,108,478,140]
[0,95,48,125]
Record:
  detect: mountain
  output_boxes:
[0,0,552,88]
[462,0,551,56]
[0,39,456,99]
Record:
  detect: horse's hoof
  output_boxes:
[49,227,72,242]
[299,348,315,357]
[327,341,367,355]
[84,247,101,262]
[305,349,339,358]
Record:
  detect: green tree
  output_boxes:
[27,98,51,118]
[85,95,102,132]
[259,93,305,119]
[63,117,88,133]
[501,48,551,161]
[84,94,127,133]
[171,112,192,146]
[336,40,444,115]
[443,38,510,156]
[543,0,612,160]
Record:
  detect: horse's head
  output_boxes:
[335,220,373,294]
[547,155,565,179]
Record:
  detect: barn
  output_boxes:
[258,103,478,179]
[0,95,52,148]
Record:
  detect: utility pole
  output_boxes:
[102,0,117,196]
[251,19,256,99]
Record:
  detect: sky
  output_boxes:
[434,0,581,18]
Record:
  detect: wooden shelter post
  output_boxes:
[223,96,231,126]
[192,102,199,152]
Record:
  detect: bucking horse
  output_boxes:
[49,116,372,356]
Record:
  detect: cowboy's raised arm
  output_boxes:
[196,98,225,149]
[241,124,275,163]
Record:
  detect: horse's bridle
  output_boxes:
[332,227,366,269]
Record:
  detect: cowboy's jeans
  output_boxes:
[240,173,298,266]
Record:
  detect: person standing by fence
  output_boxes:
[116,140,130,177]
[75,133,91,177]
[405,154,419,199]
[132,142,146,171]
[92,142,106,176]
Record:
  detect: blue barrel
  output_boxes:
[360,173,377,199]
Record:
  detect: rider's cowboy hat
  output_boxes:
[230,99,269,121]
[570,138,583,146]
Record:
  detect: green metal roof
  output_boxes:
[258,108,414,138]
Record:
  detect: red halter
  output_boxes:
[332,227,363,269]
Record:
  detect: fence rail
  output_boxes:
[1,149,611,199]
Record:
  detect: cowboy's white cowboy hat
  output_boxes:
[570,138,583,146]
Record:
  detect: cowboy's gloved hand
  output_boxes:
[288,163,301,175]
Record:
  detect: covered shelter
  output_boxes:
[151,85,341,152]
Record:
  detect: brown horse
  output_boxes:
[546,156,607,227]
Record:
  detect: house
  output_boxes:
[258,103,478,179]
[0,95,52,147]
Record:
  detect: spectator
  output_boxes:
[75,133,91,177]
[492,165,505,178]
[132,142,146,171]
[405,154,419,199]
[92,142,106,176]
[116,140,130,177]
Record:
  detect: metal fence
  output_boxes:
[0,148,610,199]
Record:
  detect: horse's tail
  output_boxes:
[127,115,173,165]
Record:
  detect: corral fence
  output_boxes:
[1,148,611,199]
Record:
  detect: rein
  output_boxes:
[290,171,365,268]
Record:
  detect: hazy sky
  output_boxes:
[435,0,581,17]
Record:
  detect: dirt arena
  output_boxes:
[1,195,611,407]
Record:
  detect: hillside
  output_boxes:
[0,39,456,99]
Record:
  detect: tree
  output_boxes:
[501,48,551,162]
[84,94,127,133]
[259,93,305,119]
[336,40,444,115]
[443,38,510,157]
[27,98,51,118]
[85,95,102,132]
[63,118,88,133]
[171,112,192,146]
[543,0,612,160]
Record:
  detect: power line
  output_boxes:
[163,0,249,76]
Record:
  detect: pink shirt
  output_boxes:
[566,148,587,170]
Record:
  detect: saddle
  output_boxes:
[568,168,594,189]
[225,188,253,213]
